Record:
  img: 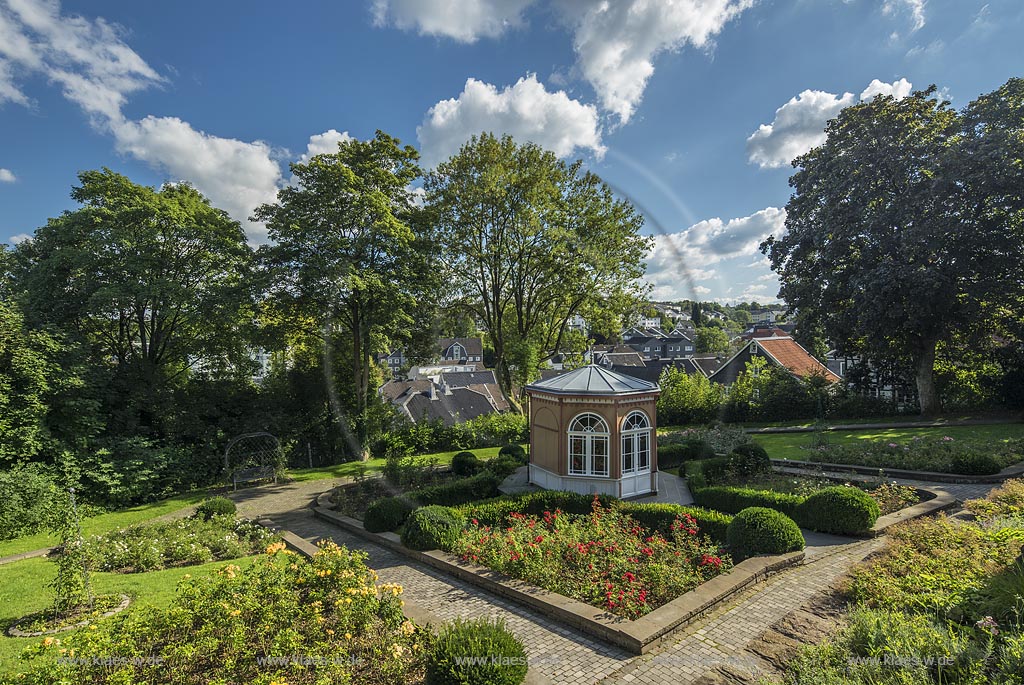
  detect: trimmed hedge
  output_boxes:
[951,452,1003,476]
[657,438,715,469]
[727,443,771,477]
[426,617,528,685]
[498,444,528,464]
[410,472,502,507]
[726,507,804,559]
[796,486,880,536]
[691,486,803,520]
[364,496,416,533]
[195,496,236,520]
[484,454,523,480]
[619,502,733,543]
[451,451,481,477]
[401,505,466,551]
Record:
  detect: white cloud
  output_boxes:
[861,77,912,100]
[111,116,283,241]
[644,207,786,300]
[746,90,855,169]
[417,74,604,168]
[9,232,31,244]
[883,0,926,32]
[371,0,536,42]
[297,129,353,163]
[555,0,754,123]
[747,78,913,169]
[693,285,711,295]
[0,168,15,182]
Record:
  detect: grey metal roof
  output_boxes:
[526,364,658,395]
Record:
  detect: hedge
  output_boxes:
[409,472,502,507]
[451,451,481,477]
[401,506,466,551]
[726,507,804,559]
[691,486,803,520]
[364,496,416,533]
[619,501,733,543]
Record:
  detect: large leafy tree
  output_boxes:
[15,170,255,429]
[254,131,422,447]
[762,87,962,416]
[427,134,651,406]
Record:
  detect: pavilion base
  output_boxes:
[528,464,655,499]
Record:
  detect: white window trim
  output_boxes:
[567,413,610,477]
[621,410,651,475]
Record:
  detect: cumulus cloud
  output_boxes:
[747,78,913,169]
[0,168,15,182]
[644,207,786,300]
[417,74,604,168]
[371,0,536,42]
[297,129,353,163]
[883,0,926,32]
[9,233,31,244]
[111,116,283,241]
[555,0,754,123]
[0,0,295,240]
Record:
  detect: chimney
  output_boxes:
[429,383,438,401]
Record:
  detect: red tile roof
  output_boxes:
[756,338,841,383]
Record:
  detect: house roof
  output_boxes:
[756,338,841,383]
[403,387,496,426]
[689,356,726,377]
[602,352,646,367]
[526,364,658,395]
[439,337,483,357]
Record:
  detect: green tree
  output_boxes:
[691,301,705,327]
[254,131,422,446]
[657,366,723,425]
[14,169,255,431]
[762,87,961,416]
[695,326,729,354]
[427,134,651,406]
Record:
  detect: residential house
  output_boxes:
[709,337,841,386]
[625,336,696,360]
[439,337,484,363]
[380,368,510,425]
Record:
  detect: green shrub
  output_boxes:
[402,506,466,551]
[364,496,416,533]
[426,617,528,685]
[726,507,804,558]
[796,486,880,535]
[686,456,733,488]
[498,444,528,464]
[965,478,1024,521]
[997,633,1024,685]
[657,439,715,469]
[620,502,733,543]
[951,451,1002,475]
[484,454,523,480]
[194,496,236,520]
[692,486,803,519]
[451,451,481,477]
[0,463,62,540]
[728,443,770,477]
[410,472,502,507]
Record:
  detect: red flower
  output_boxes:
[623,571,636,583]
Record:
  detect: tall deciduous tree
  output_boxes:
[427,134,651,406]
[254,131,422,446]
[15,169,255,428]
[762,87,961,416]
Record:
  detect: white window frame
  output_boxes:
[620,410,651,475]
[567,413,610,477]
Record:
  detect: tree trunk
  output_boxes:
[915,338,940,417]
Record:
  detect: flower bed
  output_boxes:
[86,514,277,573]
[794,435,1023,474]
[452,498,732,619]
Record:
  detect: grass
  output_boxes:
[751,423,1024,461]
[658,412,1011,433]
[0,554,259,676]
[287,445,511,482]
[0,490,210,559]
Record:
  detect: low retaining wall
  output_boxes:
[771,458,1024,485]
[312,505,803,655]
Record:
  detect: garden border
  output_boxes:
[311,501,804,655]
[6,595,131,637]
[770,458,1024,484]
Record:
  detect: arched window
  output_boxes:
[567,413,609,477]
[621,411,651,475]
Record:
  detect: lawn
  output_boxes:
[0,490,210,559]
[751,423,1024,461]
[658,413,1012,433]
[0,554,259,676]
[287,445,513,482]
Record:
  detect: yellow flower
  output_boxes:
[182,573,191,579]
[88,625,98,630]
[344,633,352,640]
[41,638,54,648]
[230,610,241,617]
[265,542,287,555]
[326,629,335,636]
[400,621,416,637]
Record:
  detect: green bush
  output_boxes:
[726,507,804,558]
[402,506,466,551]
[658,439,716,470]
[410,472,501,507]
[484,454,523,480]
[728,443,770,477]
[620,502,733,543]
[685,456,732,489]
[194,496,236,520]
[364,496,416,533]
[498,444,528,464]
[451,451,481,477]
[797,486,880,535]
[0,463,62,540]
[692,486,803,519]
[997,632,1024,685]
[951,451,1003,475]
[426,617,528,685]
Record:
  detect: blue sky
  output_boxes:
[1,0,1022,303]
